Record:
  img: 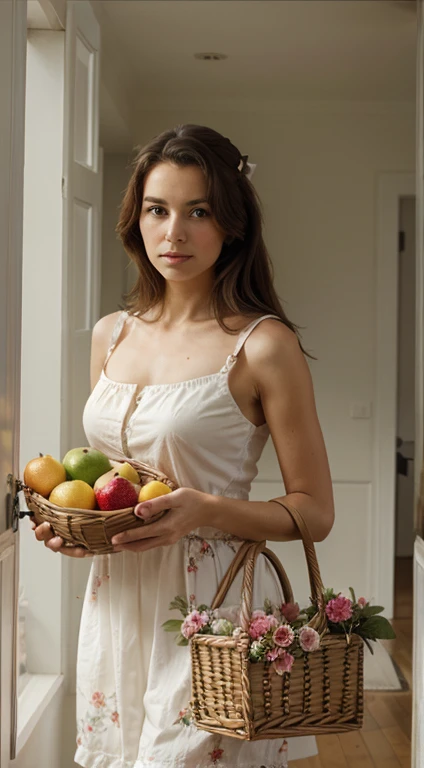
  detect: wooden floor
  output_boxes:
[290,557,413,767]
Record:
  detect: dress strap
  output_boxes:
[102,311,129,372]
[220,314,282,373]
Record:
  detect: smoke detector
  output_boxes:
[194,53,228,61]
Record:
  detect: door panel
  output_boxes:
[62,0,102,456]
[0,0,27,761]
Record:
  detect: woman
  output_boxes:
[34,124,334,767]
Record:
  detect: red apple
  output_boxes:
[95,476,138,511]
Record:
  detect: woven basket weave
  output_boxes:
[21,458,177,555]
[190,500,364,740]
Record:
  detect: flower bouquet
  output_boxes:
[164,588,395,678]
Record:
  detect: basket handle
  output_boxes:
[211,501,328,633]
[211,539,294,616]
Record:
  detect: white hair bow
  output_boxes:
[246,162,257,180]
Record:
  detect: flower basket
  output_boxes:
[189,502,364,740]
[19,458,177,555]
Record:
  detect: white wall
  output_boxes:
[101,153,133,315]
[107,104,414,607]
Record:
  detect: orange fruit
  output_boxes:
[49,480,96,510]
[24,454,67,497]
[138,480,172,502]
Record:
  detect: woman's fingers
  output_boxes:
[32,520,92,557]
[34,521,55,542]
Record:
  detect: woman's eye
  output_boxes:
[191,208,210,218]
[148,206,165,216]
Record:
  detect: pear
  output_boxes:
[116,462,140,485]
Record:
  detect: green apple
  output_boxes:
[62,447,112,487]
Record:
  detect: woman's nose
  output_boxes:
[165,215,186,243]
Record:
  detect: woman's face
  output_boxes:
[139,162,226,283]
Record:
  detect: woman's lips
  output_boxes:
[160,254,193,264]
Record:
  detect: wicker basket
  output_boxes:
[20,458,177,555]
[190,501,364,740]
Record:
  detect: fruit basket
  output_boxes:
[19,457,177,555]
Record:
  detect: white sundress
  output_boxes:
[75,311,318,768]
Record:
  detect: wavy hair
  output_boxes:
[116,124,310,353]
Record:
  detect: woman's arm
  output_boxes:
[208,320,335,543]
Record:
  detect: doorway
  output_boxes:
[394,195,416,621]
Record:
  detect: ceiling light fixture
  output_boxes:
[194,52,228,61]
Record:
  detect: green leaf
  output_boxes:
[349,587,357,604]
[176,633,189,646]
[360,605,384,618]
[323,587,338,603]
[162,619,183,633]
[360,616,396,640]
[263,597,273,615]
[168,596,189,617]
[197,604,209,613]
[362,636,375,655]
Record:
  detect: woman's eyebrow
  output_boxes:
[143,196,209,206]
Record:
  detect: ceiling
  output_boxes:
[94,0,416,150]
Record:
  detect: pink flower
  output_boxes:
[273,624,295,648]
[91,691,105,708]
[358,597,367,608]
[299,626,320,652]
[181,609,209,639]
[281,602,300,622]
[248,612,278,640]
[326,595,353,623]
[210,748,224,763]
[110,711,120,726]
[273,651,295,675]
[266,646,284,662]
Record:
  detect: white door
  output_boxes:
[414,3,424,766]
[62,0,102,455]
[61,0,102,691]
[0,0,27,762]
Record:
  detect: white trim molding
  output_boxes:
[373,172,415,618]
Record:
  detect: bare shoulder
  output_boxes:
[90,311,123,389]
[243,318,304,371]
[92,311,123,347]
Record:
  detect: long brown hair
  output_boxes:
[116,124,311,353]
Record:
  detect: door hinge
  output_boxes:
[399,230,406,253]
[62,176,68,199]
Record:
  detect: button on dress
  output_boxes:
[74,311,318,768]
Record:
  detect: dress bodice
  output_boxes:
[83,312,280,500]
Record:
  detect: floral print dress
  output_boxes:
[75,311,318,768]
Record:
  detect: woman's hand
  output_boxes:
[31,518,94,558]
[111,487,213,553]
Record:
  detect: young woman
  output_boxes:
[34,124,334,767]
